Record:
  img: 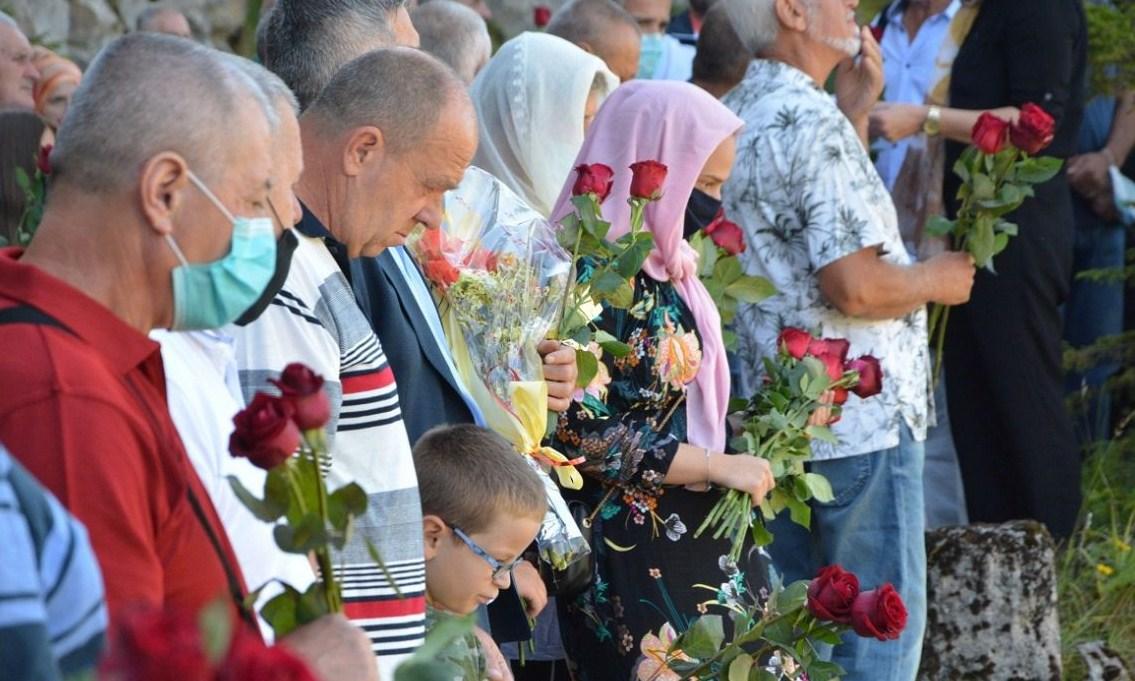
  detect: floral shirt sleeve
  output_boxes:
[553,270,703,491]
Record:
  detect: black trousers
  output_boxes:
[944,178,1082,540]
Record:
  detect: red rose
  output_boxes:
[971,112,1010,155]
[628,160,668,200]
[571,163,615,202]
[36,144,52,175]
[418,227,446,260]
[816,352,844,382]
[270,363,331,431]
[846,355,883,399]
[217,628,318,681]
[869,24,885,43]
[423,256,460,288]
[533,4,552,26]
[831,387,849,406]
[807,337,850,363]
[778,327,813,360]
[229,393,302,470]
[704,215,746,255]
[807,565,860,624]
[99,607,213,681]
[1010,102,1056,155]
[850,584,908,641]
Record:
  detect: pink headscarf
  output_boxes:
[550,80,743,452]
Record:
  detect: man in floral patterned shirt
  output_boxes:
[719,1,975,679]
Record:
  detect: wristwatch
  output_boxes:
[923,105,942,136]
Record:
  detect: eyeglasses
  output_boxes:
[450,525,524,582]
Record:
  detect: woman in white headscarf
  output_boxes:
[471,31,619,217]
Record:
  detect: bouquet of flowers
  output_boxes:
[409,166,588,571]
[687,207,776,349]
[695,329,883,561]
[925,103,1063,378]
[637,565,908,681]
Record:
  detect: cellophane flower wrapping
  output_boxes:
[408,166,589,570]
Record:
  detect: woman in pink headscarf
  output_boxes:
[548,80,775,680]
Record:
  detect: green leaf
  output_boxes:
[611,234,653,278]
[925,214,955,237]
[575,348,598,388]
[728,653,755,681]
[971,172,996,201]
[594,330,631,357]
[1014,155,1063,184]
[14,166,31,195]
[724,275,777,304]
[693,232,720,277]
[967,214,998,270]
[557,218,581,252]
[198,598,234,664]
[804,425,838,444]
[952,154,971,184]
[274,513,331,554]
[260,585,302,637]
[804,472,834,503]
[997,221,1019,237]
[607,280,635,309]
[785,495,812,528]
[778,580,809,612]
[680,615,725,659]
[589,269,626,296]
[713,255,743,284]
[227,475,286,522]
[804,660,847,681]
[297,581,334,623]
[328,482,368,530]
[722,329,737,351]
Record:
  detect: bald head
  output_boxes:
[52,33,271,193]
[546,0,641,82]
[412,1,491,85]
[136,6,193,38]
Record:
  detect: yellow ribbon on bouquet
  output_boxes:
[441,307,584,490]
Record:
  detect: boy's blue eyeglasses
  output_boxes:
[451,525,524,581]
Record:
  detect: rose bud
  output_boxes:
[571,163,615,202]
[628,160,668,200]
[705,216,746,255]
[270,363,332,431]
[533,4,552,27]
[846,355,883,399]
[1010,102,1056,155]
[36,144,53,175]
[971,112,1010,155]
[229,393,302,470]
[807,565,860,624]
[807,337,850,363]
[850,584,908,641]
[778,327,813,360]
[869,24,885,43]
[816,352,844,382]
[831,387,849,406]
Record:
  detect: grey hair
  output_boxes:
[546,0,640,48]
[51,33,267,192]
[220,53,299,130]
[0,10,19,30]
[265,0,406,111]
[305,47,468,155]
[411,1,491,85]
[135,4,187,32]
[720,0,779,55]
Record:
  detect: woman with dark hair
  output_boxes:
[0,110,49,245]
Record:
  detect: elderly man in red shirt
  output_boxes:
[0,33,375,681]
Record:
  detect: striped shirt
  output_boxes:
[231,208,426,679]
[0,445,107,681]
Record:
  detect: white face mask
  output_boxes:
[1111,166,1135,226]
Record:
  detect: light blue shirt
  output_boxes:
[388,245,486,426]
[873,0,961,190]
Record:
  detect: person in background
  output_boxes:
[413,0,492,85]
[134,4,193,39]
[668,0,714,45]
[421,0,493,21]
[471,31,618,216]
[0,33,377,681]
[0,443,107,681]
[689,3,748,98]
[0,11,38,111]
[721,0,976,676]
[31,48,81,131]
[413,426,546,678]
[545,0,641,83]
[621,0,695,80]
[0,111,50,244]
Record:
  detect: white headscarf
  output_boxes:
[471,32,619,217]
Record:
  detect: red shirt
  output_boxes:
[0,247,250,626]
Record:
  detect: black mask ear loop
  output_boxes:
[233,196,299,326]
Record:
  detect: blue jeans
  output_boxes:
[767,426,927,681]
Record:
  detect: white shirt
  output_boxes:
[873,0,961,190]
[723,60,933,461]
[153,329,315,641]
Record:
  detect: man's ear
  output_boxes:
[775,0,809,34]
[577,40,596,55]
[341,125,385,178]
[138,151,192,237]
[423,514,447,560]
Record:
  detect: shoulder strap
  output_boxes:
[0,305,76,336]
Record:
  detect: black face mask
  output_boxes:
[684,188,723,240]
[234,228,299,326]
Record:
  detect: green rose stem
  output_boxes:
[303,429,342,613]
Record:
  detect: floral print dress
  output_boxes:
[553,270,769,681]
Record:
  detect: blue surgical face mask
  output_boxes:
[637,32,666,80]
[164,171,278,331]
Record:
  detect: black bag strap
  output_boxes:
[0,304,258,630]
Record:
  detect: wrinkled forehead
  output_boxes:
[0,22,30,53]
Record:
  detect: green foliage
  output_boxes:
[1085,1,1135,95]
[689,231,777,350]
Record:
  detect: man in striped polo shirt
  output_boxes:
[232,48,478,679]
